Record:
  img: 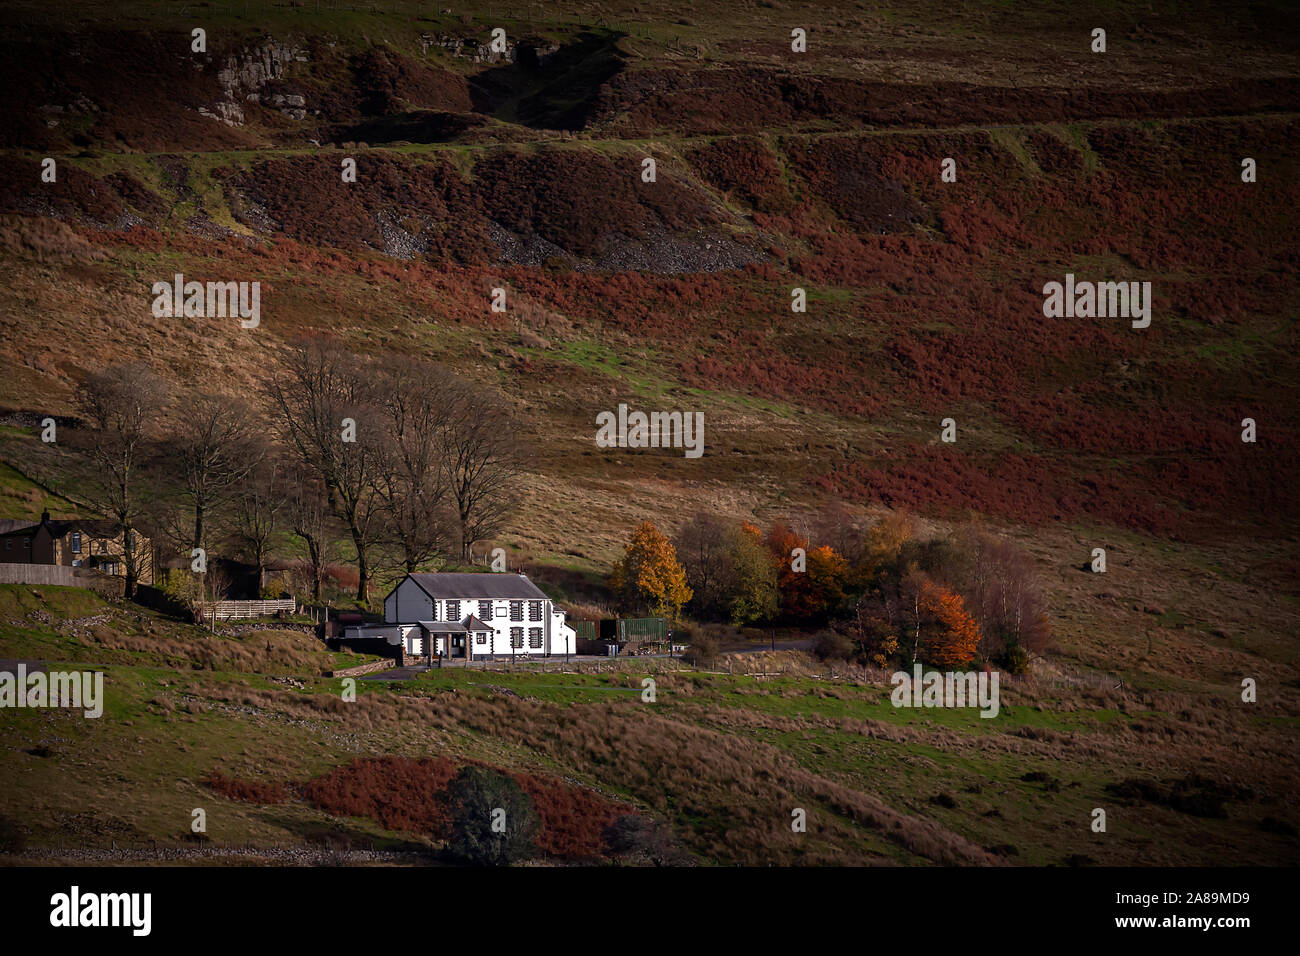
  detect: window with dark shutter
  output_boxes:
[509,601,523,622]
[528,628,543,649]
[478,600,492,620]
[510,627,523,648]
[528,601,542,622]
[447,600,460,622]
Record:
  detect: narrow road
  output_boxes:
[359,655,619,680]
[723,639,813,655]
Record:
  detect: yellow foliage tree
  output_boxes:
[859,511,917,580]
[611,521,693,622]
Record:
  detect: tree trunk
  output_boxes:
[910,595,921,664]
[192,504,205,553]
[346,516,370,604]
[306,537,323,602]
[354,542,370,604]
[123,522,137,599]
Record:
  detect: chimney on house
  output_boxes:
[40,509,50,524]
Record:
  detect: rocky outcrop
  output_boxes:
[427,33,516,65]
[210,39,309,125]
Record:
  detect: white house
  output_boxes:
[348,572,575,662]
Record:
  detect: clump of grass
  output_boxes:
[1105,774,1255,819]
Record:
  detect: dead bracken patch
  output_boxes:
[211,755,636,862]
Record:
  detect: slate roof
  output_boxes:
[0,517,122,538]
[417,615,496,634]
[45,519,122,538]
[404,572,549,601]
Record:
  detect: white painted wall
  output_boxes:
[552,610,575,655]
[383,579,576,656]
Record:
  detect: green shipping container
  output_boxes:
[618,617,667,641]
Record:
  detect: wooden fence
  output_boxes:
[200,598,297,621]
[0,563,121,595]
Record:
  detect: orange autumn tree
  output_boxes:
[610,521,693,622]
[920,583,982,669]
[764,522,811,617]
[762,523,850,621]
[805,544,850,619]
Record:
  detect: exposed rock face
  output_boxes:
[210,39,309,125]
[199,101,246,126]
[217,40,304,93]
[431,34,516,64]
[419,31,561,66]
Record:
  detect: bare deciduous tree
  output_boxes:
[674,512,734,620]
[283,462,334,603]
[370,358,457,573]
[439,380,527,561]
[266,339,384,603]
[954,528,1051,661]
[173,391,263,554]
[230,456,285,595]
[73,363,168,599]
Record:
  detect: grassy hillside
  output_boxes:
[1,585,1295,865]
